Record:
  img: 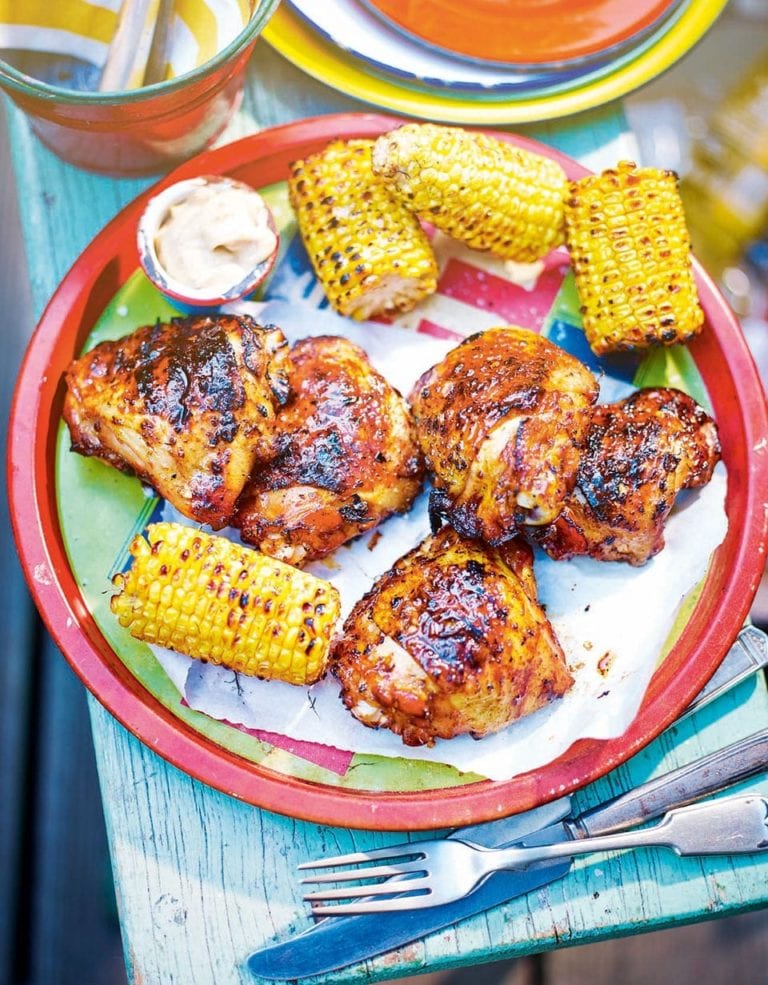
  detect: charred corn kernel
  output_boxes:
[110,522,340,685]
[565,160,704,355]
[288,138,438,320]
[371,123,568,262]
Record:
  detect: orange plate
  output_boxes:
[363,0,684,67]
[8,113,768,830]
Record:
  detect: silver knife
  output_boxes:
[679,625,768,721]
[246,626,768,980]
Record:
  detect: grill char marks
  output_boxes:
[62,314,290,528]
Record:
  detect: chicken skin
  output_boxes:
[234,336,423,566]
[533,387,721,566]
[410,326,599,544]
[332,526,573,746]
[63,314,290,529]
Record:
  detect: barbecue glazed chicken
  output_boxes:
[533,387,721,566]
[234,335,424,566]
[410,326,599,544]
[63,314,290,529]
[332,526,573,746]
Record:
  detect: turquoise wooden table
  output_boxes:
[4,40,768,985]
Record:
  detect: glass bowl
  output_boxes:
[0,0,281,176]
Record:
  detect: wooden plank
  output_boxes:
[543,910,768,985]
[0,95,39,985]
[5,37,768,985]
[389,958,539,985]
[26,636,127,985]
[87,679,768,985]
[0,98,126,983]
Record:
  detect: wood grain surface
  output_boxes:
[0,95,37,984]
[0,99,125,985]
[2,37,767,985]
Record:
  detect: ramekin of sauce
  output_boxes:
[137,175,279,312]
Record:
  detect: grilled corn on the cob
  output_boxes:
[111,522,340,685]
[371,123,568,262]
[288,138,438,320]
[565,160,704,355]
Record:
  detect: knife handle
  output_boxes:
[678,625,768,722]
[571,728,768,838]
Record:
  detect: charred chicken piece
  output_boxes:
[410,326,599,544]
[234,335,423,566]
[63,314,290,529]
[332,526,573,747]
[532,387,721,566]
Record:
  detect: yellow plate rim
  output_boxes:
[263,0,728,124]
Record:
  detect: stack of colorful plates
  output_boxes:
[263,0,729,124]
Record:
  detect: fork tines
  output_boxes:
[297,844,426,870]
[300,861,425,884]
[299,844,432,915]
[305,883,433,916]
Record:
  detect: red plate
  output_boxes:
[8,113,768,830]
[362,0,685,67]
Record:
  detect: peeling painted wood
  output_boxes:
[3,39,768,985]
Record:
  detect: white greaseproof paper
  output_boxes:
[150,297,728,784]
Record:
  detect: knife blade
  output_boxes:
[246,733,768,979]
[246,629,768,979]
[246,812,572,981]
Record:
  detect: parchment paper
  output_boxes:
[149,296,728,783]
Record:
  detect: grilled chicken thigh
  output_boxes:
[63,314,290,529]
[533,387,720,565]
[332,526,573,746]
[410,326,599,544]
[234,335,423,566]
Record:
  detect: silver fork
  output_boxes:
[300,794,768,915]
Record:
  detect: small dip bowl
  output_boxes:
[137,174,280,313]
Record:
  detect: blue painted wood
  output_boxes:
[3,40,767,985]
[0,96,38,984]
[28,637,125,985]
[0,98,127,985]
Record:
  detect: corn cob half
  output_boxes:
[565,160,704,355]
[288,138,438,320]
[111,522,340,685]
[371,123,568,262]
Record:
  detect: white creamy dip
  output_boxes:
[154,182,278,295]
